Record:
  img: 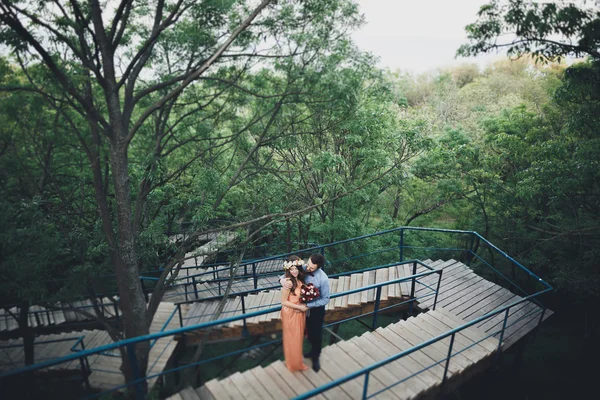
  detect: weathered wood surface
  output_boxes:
[168,307,499,400]
[413,259,553,349]
[0,302,184,392]
[178,264,412,343]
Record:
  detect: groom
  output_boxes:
[281,253,330,372]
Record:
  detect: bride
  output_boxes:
[280,256,310,372]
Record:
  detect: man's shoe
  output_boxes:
[312,358,321,372]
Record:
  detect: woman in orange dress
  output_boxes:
[280,256,310,372]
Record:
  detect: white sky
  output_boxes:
[351,0,506,74]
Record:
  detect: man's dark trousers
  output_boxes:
[306,305,326,360]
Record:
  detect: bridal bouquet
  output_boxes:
[300,283,320,303]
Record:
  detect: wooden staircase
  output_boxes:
[168,308,499,400]
[177,262,420,343]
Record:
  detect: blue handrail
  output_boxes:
[0,262,439,380]
[292,286,553,400]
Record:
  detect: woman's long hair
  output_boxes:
[284,255,305,292]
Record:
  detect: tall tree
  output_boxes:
[458,0,600,62]
[0,0,371,389]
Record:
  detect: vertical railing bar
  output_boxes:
[433,269,443,311]
[496,308,510,360]
[372,287,382,330]
[442,332,455,384]
[362,372,370,400]
[399,229,404,262]
[192,276,199,299]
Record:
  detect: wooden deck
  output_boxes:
[163,259,284,303]
[413,259,552,349]
[177,264,412,343]
[169,307,499,400]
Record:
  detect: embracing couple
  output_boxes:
[279,254,330,373]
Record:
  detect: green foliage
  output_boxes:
[458,0,600,62]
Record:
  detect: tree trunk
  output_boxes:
[109,144,150,391]
[18,302,34,365]
[392,189,401,220]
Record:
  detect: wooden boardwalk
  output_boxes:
[413,259,552,349]
[169,307,499,400]
[163,259,284,303]
[0,302,184,392]
[178,264,411,342]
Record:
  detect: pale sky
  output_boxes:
[351,0,505,74]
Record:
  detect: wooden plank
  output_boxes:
[360,272,371,304]
[196,385,215,400]
[366,329,443,386]
[204,379,233,400]
[327,344,398,400]
[348,274,362,306]
[367,269,376,302]
[401,318,472,370]
[263,363,296,399]
[375,268,389,302]
[352,335,430,396]
[315,350,364,399]
[340,276,351,308]
[257,291,277,323]
[429,309,498,353]
[457,291,517,320]
[397,265,410,297]
[229,371,263,400]
[271,360,326,400]
[179,387,201,400]
[418,313,488,363]
[218,376,246,399]
[327,279,339,310]
[337,341,408,400]
[444,281,502,313]
[248,367,288,400]
[298,362,352,400]
[420,273,484,309]
[380,323,458,377]
[248,293,270,324]
[335,276,349,308]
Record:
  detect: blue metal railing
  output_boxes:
[292,287,552,400]
[0,227,553,400]
[0,262,441,400]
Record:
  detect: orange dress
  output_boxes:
[281,285,309,372]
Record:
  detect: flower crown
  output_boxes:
[283,259,303,270]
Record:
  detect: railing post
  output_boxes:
[241,296,248,335]
[433,270,443,311]
[442,332,455,384]
[252,262,258,290]
[362,372,370,400]
[399,229,404,262]
[409,261,417,314]
[192,276,199,299]
[372,286,382,330]
[177,304,183,327]
[496,308,511,360]
[467,233,475,266]
[126,343,144,400]
[78,341,91,391]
